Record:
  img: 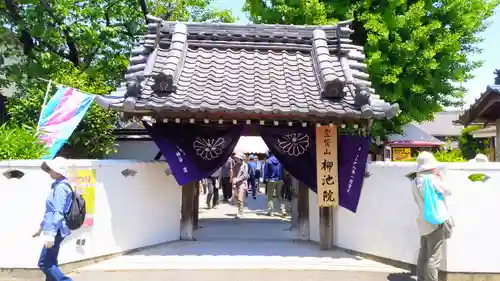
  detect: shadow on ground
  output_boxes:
[387,272,416,281]
[71,189,408,278]
[71,269,413,281]
[126,238,362,260]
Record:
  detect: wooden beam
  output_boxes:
[290,177,299,229]
[154,151,162,160]
[180,181,196,240]
[315,125,339,250]
[193,181,200,229]
[297,181,310,241]
[496,119,500,162]
[319,206,333,250]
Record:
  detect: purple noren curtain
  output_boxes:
[338,134,371,213]
[143,121,243,186]
[258,125,317,189]
[258,125,370,213]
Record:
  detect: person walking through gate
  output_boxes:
[33,157,74,281]
[264,150,287,217]
[206,167,221,209]
[255,155,262,188]
[412,152,454,281]
[247,154,258,199]
[282,169,293,202]
[232,152,249,219]
[221,154,234,202]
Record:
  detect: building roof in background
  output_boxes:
[471,126,496,138]
[458,85,500,125]
[388,124,444,145]
[415,110,463,137]
[96,15,399,123]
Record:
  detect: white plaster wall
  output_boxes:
[108,140,162,161]
[0,160,181,268]
[309,189,320,243]
[334,161,500,273]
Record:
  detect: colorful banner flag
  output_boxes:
[38,87,95,159]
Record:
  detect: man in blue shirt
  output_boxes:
[247,155,258,199]
[264,151,286,217]
[33,157,73,281]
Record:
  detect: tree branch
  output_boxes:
[3,0,34,56]
[105,11,111,26]
[39,0,80,66]
[82,1,132,69]
[32,36,71,60]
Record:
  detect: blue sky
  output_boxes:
[213,1,500,108]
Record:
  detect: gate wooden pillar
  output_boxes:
[193,181,200,230]
[316,125,339,250]
[180,181,196,240]
[297,181,310,240]
[319,206,334,250]
[290,177,299,229]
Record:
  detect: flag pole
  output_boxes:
[37,79,52,131]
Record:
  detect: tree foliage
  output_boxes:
[432,147,466,162]
[244,0,499,137]
[0,0,235,158]
[458,125,489,160]
[0,122,47,160]
[0,0,235,84]
[494,69,500,85]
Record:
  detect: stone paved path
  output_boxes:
[68,189,411,280]
[71,269,415,281]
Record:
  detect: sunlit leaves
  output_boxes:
[0,123,48,160]
[1,0,235,158]
[244,0,500,139]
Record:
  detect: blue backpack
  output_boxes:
[422,176,450,225]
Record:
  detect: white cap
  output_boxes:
[233,152,245,160]
[44,157,69,178]
[469,153,489,163]
[416,151,440,173]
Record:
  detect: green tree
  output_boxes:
[0,122,47,159]
[494,69,500,84]
[458,125,489,160]
[244,0,499,137]
[0,0,235,158]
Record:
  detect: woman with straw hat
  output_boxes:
[412,151,453,281]
[232,151,249,218]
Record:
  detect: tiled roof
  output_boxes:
[416,110,463,137]
[96,15,399,122]
[458,85,500,125]
[388,124,444,144]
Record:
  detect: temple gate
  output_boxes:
[96,14,399,249]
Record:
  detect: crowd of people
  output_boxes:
[200,150,293,219]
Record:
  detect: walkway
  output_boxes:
[70,189,412,281]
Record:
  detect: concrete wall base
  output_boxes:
[0,240,179,280]
[339,246,500,281]
[441,273,500,281]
